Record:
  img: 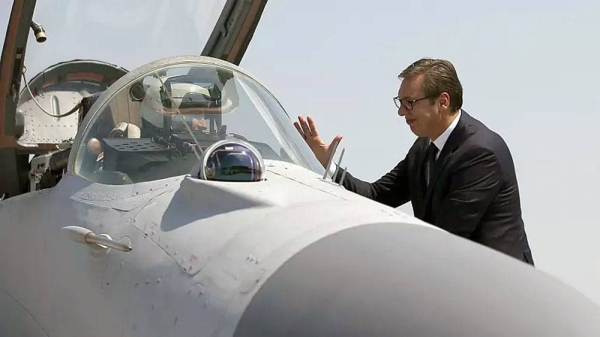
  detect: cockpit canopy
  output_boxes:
[71,57,324,185]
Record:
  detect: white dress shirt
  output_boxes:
[430,109,461,160]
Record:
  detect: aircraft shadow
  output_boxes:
[159,178,271,232]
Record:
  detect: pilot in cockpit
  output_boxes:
[78,66,241,184]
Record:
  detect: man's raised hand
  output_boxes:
[293,115,343,168]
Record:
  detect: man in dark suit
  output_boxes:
[293,58,534,265]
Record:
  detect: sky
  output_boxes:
[2,0,600,306]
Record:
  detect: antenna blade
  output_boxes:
[339,167,348,186]
[322,138,341,180]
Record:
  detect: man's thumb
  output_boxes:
[330,135,343,148]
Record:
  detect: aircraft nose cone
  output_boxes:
[234,223,600,337]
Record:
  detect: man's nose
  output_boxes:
[398,107,406,116]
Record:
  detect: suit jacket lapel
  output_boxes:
[422,110,472,212]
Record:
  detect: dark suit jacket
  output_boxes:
[334,110,534,265]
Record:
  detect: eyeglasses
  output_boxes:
[393,95,434,110]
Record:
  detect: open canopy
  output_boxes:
[0,0,267,149]
[0,0,268,197]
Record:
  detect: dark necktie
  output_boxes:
[425,142,439,187]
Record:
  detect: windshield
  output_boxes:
[23,0,227,77]
[72,57,325,184]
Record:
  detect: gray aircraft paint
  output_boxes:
[235,222,600,337]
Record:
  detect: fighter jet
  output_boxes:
[1,1,599,336]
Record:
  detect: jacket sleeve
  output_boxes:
[333,159,410,208]
[435,147,501,238]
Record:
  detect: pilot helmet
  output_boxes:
[200,140,265,182]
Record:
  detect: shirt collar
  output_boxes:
[431,109,461,152]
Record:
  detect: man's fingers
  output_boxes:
[293,121,306,139]
[297,116,312,137]
[307,116,318,137]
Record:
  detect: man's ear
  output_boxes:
[439,92,450,109]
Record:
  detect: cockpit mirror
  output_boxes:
[168,82,219,110]
[160,66,237,115]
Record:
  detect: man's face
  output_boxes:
[396,74,441,138]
